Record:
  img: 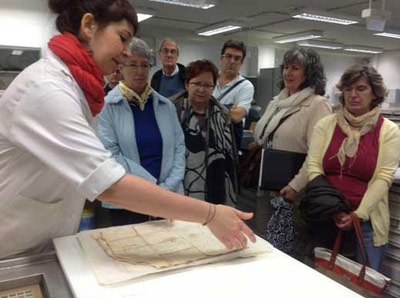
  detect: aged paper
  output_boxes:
[94,221,235,268]
[78,220,273,285]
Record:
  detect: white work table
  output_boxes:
[54,234,363,298]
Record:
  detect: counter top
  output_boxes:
[54,235,363,298]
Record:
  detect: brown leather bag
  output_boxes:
[240,145,262,189]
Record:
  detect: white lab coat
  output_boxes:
[0,48,126,259]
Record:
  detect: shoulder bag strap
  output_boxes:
[264,114,291,145]
[216,79,246,102]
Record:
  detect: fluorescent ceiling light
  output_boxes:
[137,13,153,22]
[297,40,343,50]
[343,45,383,54]
[273,30,323,44]
[374,32,400,39]
[11,50,24,55]
[197,21,242,36]
[149,0,216,9]
[198,25,241,36]
[292,10,359,25]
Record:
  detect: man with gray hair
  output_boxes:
[151,38,186,97]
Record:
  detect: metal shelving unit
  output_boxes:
[383,183,400,297]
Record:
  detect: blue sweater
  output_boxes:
[130,97,162,180]
[98,87,186,209]
[159,73,186,98]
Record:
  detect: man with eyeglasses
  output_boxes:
[213,39,255,148]
[151,38,186,98]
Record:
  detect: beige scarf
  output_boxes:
[336,106,381,166]
[119,81,152,111]
[254,87,315,146]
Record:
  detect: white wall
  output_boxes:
[319,53,362,103]
[373,51,400,90]
[0,7,55,49]
[257,46,275,70]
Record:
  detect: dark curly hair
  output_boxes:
[278,47,326,95]
[48,0,138,36]
[336,65,387,108]
[185,60,219,86]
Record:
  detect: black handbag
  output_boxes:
[259,148,306,191]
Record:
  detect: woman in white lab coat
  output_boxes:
[0,0,255,259]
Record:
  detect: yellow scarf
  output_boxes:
[336,106,381,166]
[118,81,152,111]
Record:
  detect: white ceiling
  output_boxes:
[133,0,400,51]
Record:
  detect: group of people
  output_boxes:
[252,47,400,271]
[99,36,254,225]
[0,0,255,259]
[0,0,398,277]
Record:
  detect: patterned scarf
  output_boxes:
[48,33,105,117]
[336,106,381,166]
[173,92,236,204]
[119,81,152,110]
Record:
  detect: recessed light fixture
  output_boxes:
[292,10,359,25]
[197,22,242,36]
[149,0,216,9]
[137,13,153,22]
[297,40,343,50]
[343,45,383,54]
[374,32,400,39]
[273,30,323,44]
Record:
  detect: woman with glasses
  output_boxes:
[171,60,238,205]
[98,37,186,225]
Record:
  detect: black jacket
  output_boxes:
[150,63,186,92]
[299,175,350,223]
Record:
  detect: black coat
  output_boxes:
[299,175,350,223]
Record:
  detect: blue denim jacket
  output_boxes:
[98,87,185,208]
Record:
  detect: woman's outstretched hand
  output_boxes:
[206,205,256,250]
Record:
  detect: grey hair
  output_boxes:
[278,47,326,96]
[130,37,152,63]
[158,38,179,54]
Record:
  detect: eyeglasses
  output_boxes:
[123,63,150,71]
[189,82,215,89]
[161,48,178,55]
[343,85,370,94]
[222,53,243,62]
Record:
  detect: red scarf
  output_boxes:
[48,33,105,117]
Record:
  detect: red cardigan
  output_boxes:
[322,116,384,210]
